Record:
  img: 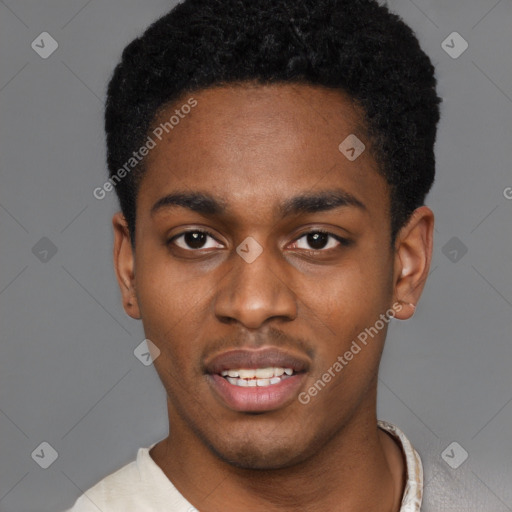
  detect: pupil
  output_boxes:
[308,232,328,249]
[185,231,206,249]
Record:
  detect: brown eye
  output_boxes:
[169,230,222,250]
[305,232,329,250]
[183,231,207,249]
[292,230,351,252]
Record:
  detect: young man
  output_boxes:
[69,0,441,510]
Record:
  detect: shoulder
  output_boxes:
[65,447,151,512]
[378,420,423,512]
[378,421,486,512]
[64,444,196,512]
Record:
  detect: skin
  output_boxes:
[112,83,433,511]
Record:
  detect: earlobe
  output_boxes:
[392,206,434,320]
[112,212,141,320]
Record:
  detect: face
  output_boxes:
[113,83,432,470]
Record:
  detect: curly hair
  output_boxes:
[105,0,442,245]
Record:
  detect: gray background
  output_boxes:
[0,0,511,511]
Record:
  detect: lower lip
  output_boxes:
[207,373,306,412]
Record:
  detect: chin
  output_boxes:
[218,447,302,470]
[205,434,313,471]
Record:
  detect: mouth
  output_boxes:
[204,348,309,412]
[220,366,297,387]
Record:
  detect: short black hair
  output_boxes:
[105,0,442,246]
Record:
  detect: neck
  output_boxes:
[150,390,405,512]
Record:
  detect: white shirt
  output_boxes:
[65,420,423,512]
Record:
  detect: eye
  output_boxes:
[169,229,223,250]
[290,230,351,252]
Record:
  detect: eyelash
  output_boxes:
[291,229,352,252]
[167,228,351,252]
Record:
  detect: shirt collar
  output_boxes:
[377,420,423,511]
[145,420,423,511]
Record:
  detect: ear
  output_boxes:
[112,212,141,320]
[392,206,434,320]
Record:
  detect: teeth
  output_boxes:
[219,367,298,387]
[238,369,257,379]
[225,376,282,387]
[220,367,294,379]
[221,368,298,387]
[255,368,274,378]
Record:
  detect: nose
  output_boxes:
[214,244,298,329]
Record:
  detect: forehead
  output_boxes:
[137,83,389,223]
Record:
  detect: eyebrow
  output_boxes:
[279,188,366,216]
[150,188,366,218]
[151,192,225,216]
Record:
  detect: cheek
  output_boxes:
[302,252,391,381]
[134,254,210,366]
[136,246,205,321]
[316,257,390,328]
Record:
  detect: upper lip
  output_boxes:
[204,347,310,375]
